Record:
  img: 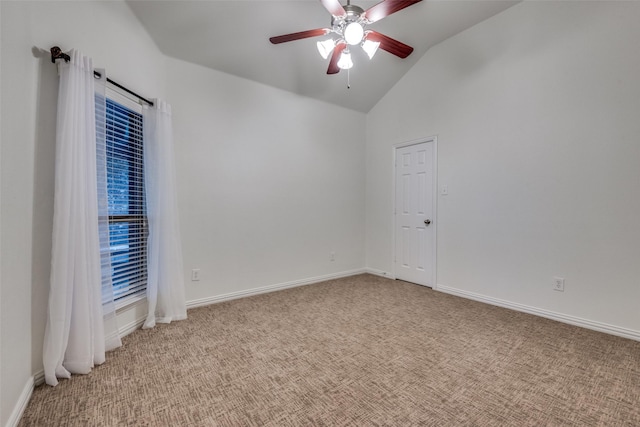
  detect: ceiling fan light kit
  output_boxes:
[344,21,365,45]
[362,39,381,59]
[337,50,354,70]
[270,0,421,75]
[317,38,336,59]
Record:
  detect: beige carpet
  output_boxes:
[20,274,640,426]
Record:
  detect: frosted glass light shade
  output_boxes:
[337,51,353,70]
[317,39,336,59]
[344,22,364,45]
[362,39,380,59]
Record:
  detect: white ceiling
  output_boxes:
[127,0,519,113]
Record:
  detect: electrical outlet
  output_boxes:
[191,269,201,281]
[330,252,336,262]
[553,276,564,292]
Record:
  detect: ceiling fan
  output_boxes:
[270,0,422,75]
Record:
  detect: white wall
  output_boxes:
[366,1,640,333]
[166,58,366,303]
[0,1,366,424]
[0,2,165,425]
[0,3,4,422]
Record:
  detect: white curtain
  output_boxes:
[95,72,122,352]
[142,100,187,329]
[43,50,121,387]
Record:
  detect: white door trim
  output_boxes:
[392,136,438,286]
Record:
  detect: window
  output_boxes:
[99,95,147,302]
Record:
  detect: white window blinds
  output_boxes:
[97,95,148,302]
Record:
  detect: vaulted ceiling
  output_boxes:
[127,0,519,113]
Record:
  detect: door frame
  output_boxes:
[392,136,438,287]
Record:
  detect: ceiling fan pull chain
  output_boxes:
[347,68,351,89]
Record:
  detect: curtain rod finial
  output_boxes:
[50,46,70,64]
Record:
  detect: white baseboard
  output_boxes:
[5,376,34,427]
[187,268,366,309]
[33,370,45,387]
[118,316,146,338]
[364,268,395,279]
[435,284,640,342]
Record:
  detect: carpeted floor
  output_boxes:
[20,274,640,426]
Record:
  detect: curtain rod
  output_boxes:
[50,46,154,107]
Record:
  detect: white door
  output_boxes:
[394,141,435,286]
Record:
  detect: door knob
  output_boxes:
[424,219,431,225]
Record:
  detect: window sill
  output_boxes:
[115,293,147,313]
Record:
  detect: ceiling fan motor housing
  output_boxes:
[331,4,366,32]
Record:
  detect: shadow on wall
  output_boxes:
[30,46,58,376]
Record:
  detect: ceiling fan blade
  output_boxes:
[269,28,330,44]
[366,31,414,58]
[363,0,422,23]
[327,42,347,75]
[319,0,347,17]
